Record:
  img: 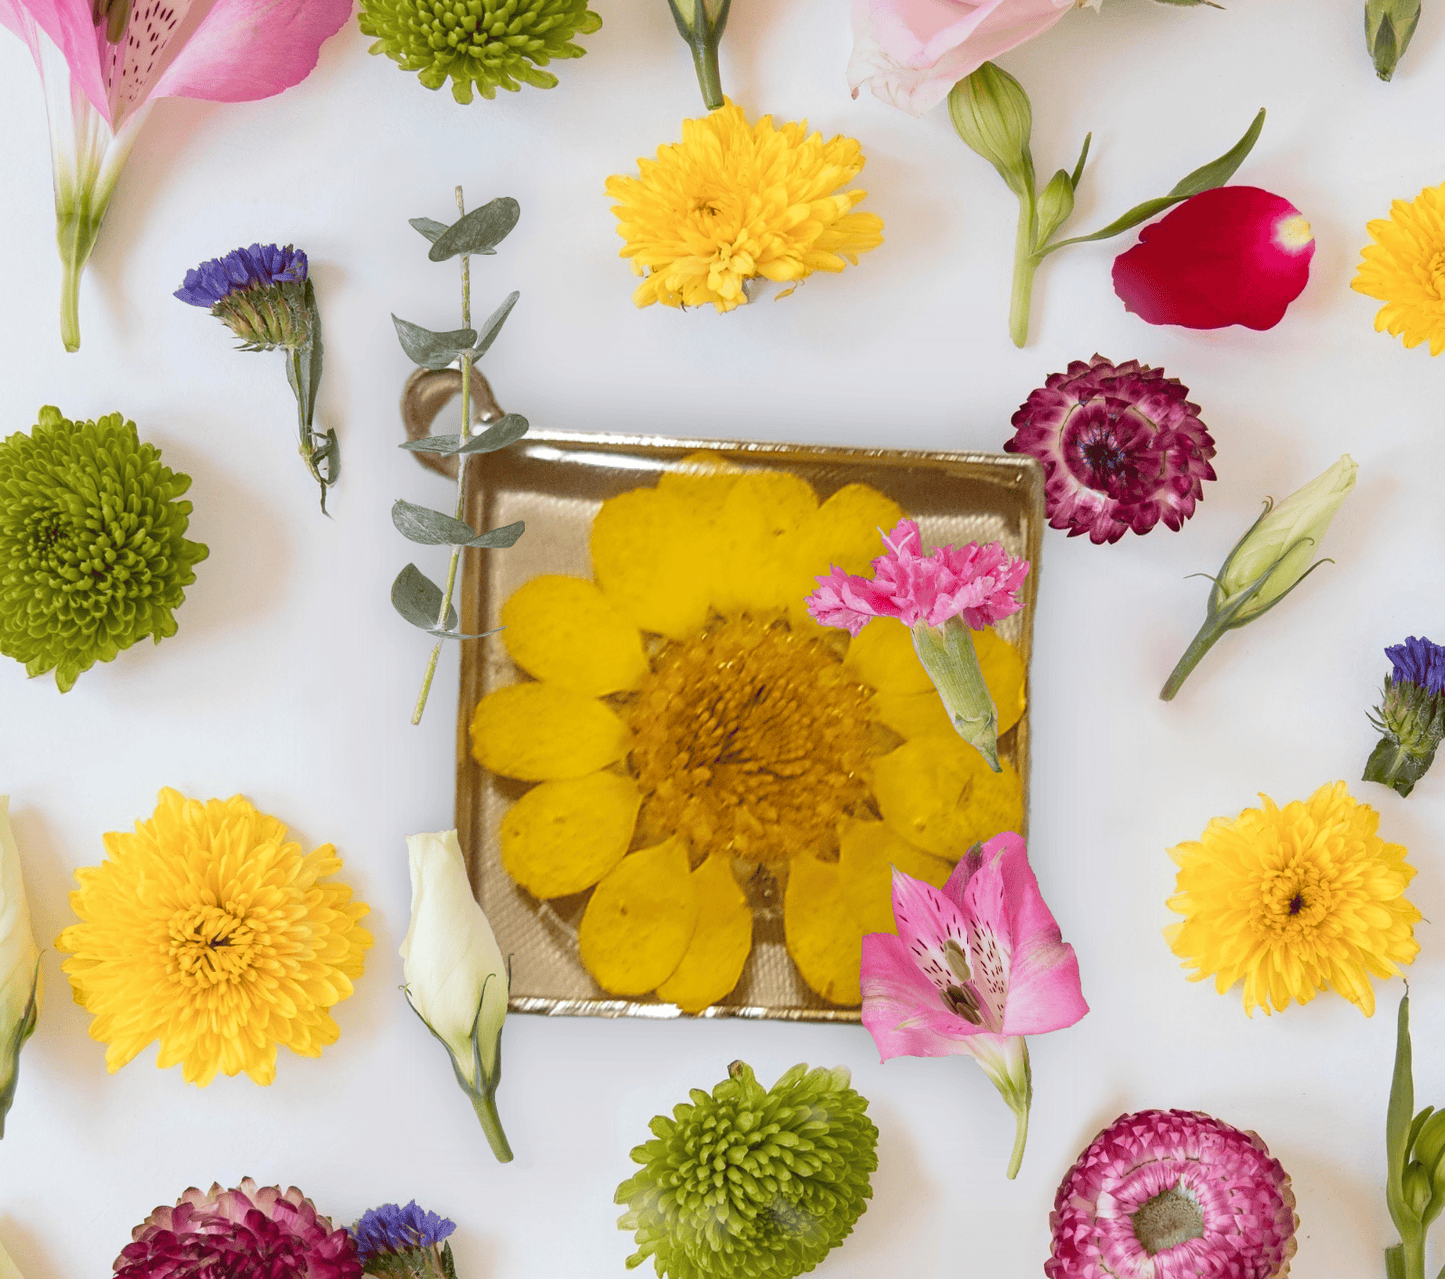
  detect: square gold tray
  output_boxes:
[455,430,1044,1023]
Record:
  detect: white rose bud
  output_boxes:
[0,798,40,1139]
[401,829,512,1162]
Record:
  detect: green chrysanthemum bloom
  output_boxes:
[0,407,208,693]
[358,0,603,104]
[616,1060,879,1279]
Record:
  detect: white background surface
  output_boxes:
[1,0,1444,1274]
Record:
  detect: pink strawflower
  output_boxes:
[1112,186,1316,332]
[1047,1110,1298,1279]
[114,1179,363,1279]
[1004,355,1217,545]
[861,833,1087,1176]
[805,518,1028,639]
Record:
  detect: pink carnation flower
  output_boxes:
[805,518,1028,639]
[114,1179,363,1279]
[1047,1109,1298,1279]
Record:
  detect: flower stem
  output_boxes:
[1159,618,1227,701]
[471,1088,514,1164]
[411,185,474,727]
[692,40,724,110]
[1006,1098,1030,1181]
[1009,195,1040,349]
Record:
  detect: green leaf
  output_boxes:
[399,434,465,456]
[1069,132,1092,190]
[469,519,525,548]
[392,315,479,370]
[410,216,449,244]
[1389,994,1419,1233]
[474,291,520,359]
[453,413,528,455]
[391,500,524,549]
[429,197,521,262]
[391,563,458,633]
[1040,109,1265,254]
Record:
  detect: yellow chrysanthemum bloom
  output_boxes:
[605,101,884,313]
[472,457,1027,1009]
[1166,781,1419,1017]
[56,790,372,1086]
[1353,181,1445,354]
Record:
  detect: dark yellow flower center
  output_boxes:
[1254,862,1331,936]
[628,618,875,863]
[168,903,258,988]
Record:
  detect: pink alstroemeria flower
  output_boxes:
[848,0,1088,117]
[861,832,1087,1178]
[0,0,353,351]
[806,518,1028,770]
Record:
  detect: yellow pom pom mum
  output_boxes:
[1353,181,1445,355]
[470,682,629,780]
[1166,781,1420,1016]
[55,789,371,1087]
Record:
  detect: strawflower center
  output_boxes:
[629,618,875,863]
[169,903,259,988]
[1131,1184,1206,1255]
[1059,402,1165,503]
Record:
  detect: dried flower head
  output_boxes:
[352,1201,456,1278]
[1046,1109,1298,1279]
[358,0,602,103]
[1365,635,1445,798]
[1353,181,1445,354]
[0,406,208,692]
[606,101,884,312]
[115,1179,363,1279]
[175,243,311,350]
[616,1060,878,1279]
[56,789,373,1085]
[1005,356,1216,544]
[1166,781,1419,1016]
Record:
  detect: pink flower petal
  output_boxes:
[0,0,108,121]
[860,932,987,1058]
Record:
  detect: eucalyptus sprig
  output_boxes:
[390,189,527,725]
[1386,993,1445,1279]
[948,62,1264,347]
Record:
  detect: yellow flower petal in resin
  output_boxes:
[579,839,699,995]
[656,854,753,1013]
[873,629,1025,738]
[500,772,641,899]
[784,854,863,1007]
[471,683,628,780]
[501,574,647,696]
[711,471,819,616]
[873,735,1024,857]
[845,616,936,694]
[838,819,952,935]
[591,487,715,640]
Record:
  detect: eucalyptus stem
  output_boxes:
[411,185,474,727]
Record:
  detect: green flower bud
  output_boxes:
[910,616,1001,772]
[949,62,1036,199]
[1035,169,1076,246]
[1405,1162,1434,1217]
[1365,0,1421,81]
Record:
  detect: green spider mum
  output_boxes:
[0,407,208,693]
[616,1060,879,1279]
[358,0,603,103]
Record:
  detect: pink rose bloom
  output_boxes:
[849,0,1090,116]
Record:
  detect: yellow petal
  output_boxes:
[470,683,629,781]
[656,854,753,1012]
[786,483,904,633]
[784,854,863,1007]
[500,575,648,696]
[591,487,714,640]
[499,772,641,899]
[838,819,953,934]
[844,617,934,694]
[657,451,744,517]
[873,735,1024,857]
[579,838,699,995]
[711,471,819,616]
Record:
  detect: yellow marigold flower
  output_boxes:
[1166,782,1419,1017]
[605,101,884,313]
[56,789,372,1086]
[1353,181,1445,354]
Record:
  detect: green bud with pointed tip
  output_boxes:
[948,62,1035,199]
[1366,0,1421,81]
[1035,170,1076,245]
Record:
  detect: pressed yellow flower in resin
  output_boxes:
[471,456,1027,1009]
[56,790,372,1086]
[605,101,884,313]
[1166,781,1419,1017]
[1353,181,1445,354]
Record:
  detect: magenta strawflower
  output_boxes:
[114,1179,363,1279]
[1005,355,1217,545]
[805,519,1028,768]
[1046,1109,1298,1279]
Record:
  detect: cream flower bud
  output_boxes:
[401,829,512,1162]
[0,798,40,1139]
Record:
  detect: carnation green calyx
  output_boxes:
[359,0,603,103]
[616,1060,878,1279]
[0,408,208,692]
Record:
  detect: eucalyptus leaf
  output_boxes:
[400,434,465,456]
[391,563,458,632]
[469,519,525,548]
[1040,108,1265,254]
[392,499,483,546]
[474,291,520,359]
[429,198,521,262]
[410,216,449,244]
[426,626,501,641]
[392,315,480,370]
[453,413,528,455]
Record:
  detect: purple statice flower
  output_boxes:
[175,243,309,308]
[1365,636,1445,799]
[1386,636,1445,697]
[351,1202,456,1265]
